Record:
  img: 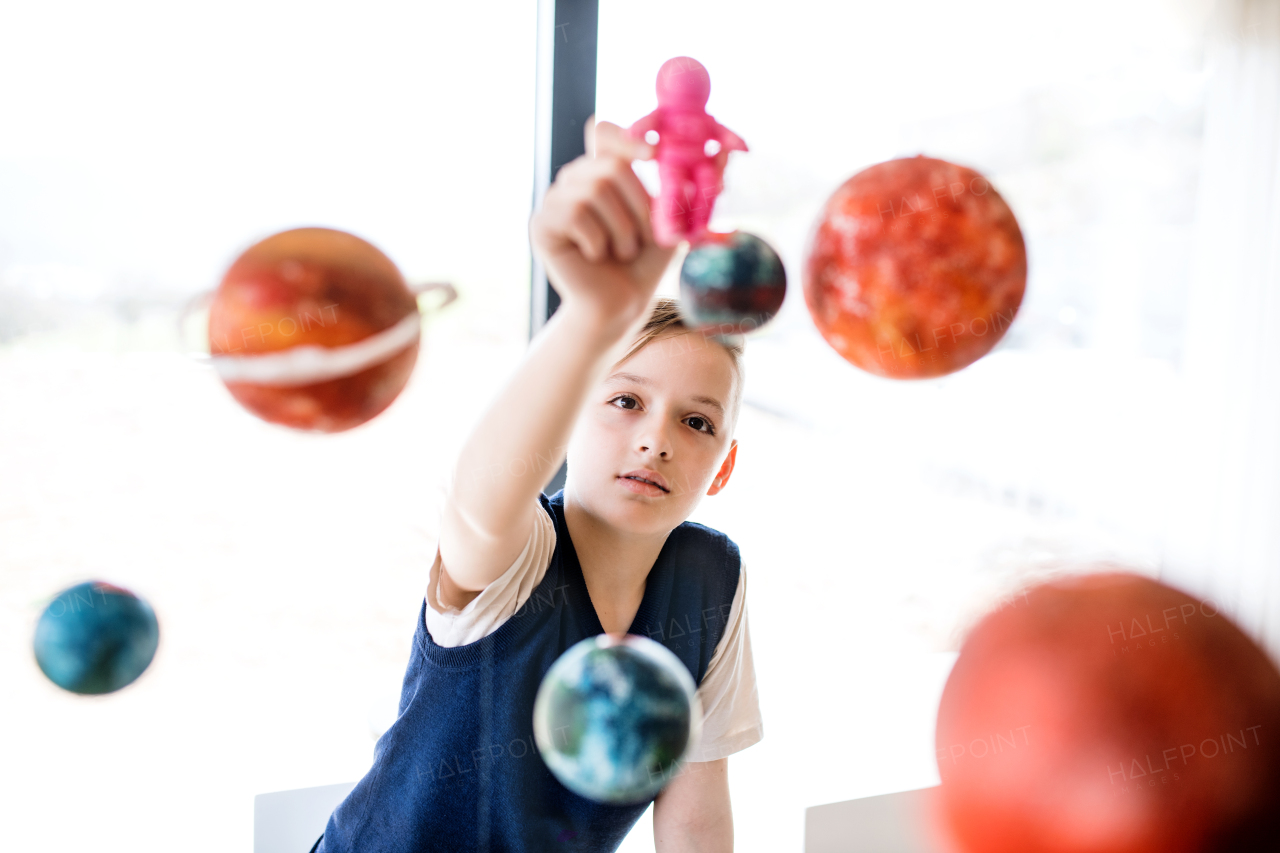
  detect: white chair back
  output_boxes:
[254,782,356,853]
[805,786,944,853]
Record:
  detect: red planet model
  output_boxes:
[208,228,420,432]
[935,572,1280,853]
[804,156,1026,379]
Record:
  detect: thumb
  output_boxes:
[593,119,656,161]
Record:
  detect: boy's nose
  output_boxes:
[636,424,672,459]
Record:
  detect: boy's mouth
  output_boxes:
[618,469,670,494]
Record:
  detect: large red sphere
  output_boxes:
[935,573,1280,853]
[208,228,419,432]
[804,156,1026,379]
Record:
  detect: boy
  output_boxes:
[315,121,761,852]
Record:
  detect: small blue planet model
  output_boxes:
[533,634,701,804]
[33,581,160,695]
[679,230,787,336]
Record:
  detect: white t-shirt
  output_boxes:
[424,505,764,763]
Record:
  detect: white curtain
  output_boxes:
[1164,0,1280,660]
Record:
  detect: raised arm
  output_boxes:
[437,121,671,606]
[712,122,748,153]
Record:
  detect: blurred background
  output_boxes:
[4,0,1277,850]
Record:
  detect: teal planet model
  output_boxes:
[33,581,160,695]
[679,230,787,336]
[533,634,701,804]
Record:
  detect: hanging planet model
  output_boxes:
[934,572,1280,853]
[34,581,160,695]
[679,230,786,337]
[804,156,1026,379]
[534,634,702,804]
[208,227,421,432]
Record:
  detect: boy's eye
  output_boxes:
[685,416,715,435]
[610,395,640,410]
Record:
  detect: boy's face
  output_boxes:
[566,330,739,536]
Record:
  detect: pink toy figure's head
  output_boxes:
[656,57,710,109]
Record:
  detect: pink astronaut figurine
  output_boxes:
[629,57,748,246]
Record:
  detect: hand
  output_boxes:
[530,118,675,335]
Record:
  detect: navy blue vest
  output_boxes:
[315,490,741,853]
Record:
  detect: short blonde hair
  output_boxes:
[617,297,745,429]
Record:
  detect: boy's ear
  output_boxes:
[706,440,738,496]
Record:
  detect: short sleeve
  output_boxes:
[424,503,557,648]
[684,563,763,762]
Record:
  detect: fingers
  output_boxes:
[584,118,658,248]
[535,124,660,264]
[589,180,640,261]
[606,160,655,246]
[563,201,609,264]
[553,158,653,258]
[594,120,655,161]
